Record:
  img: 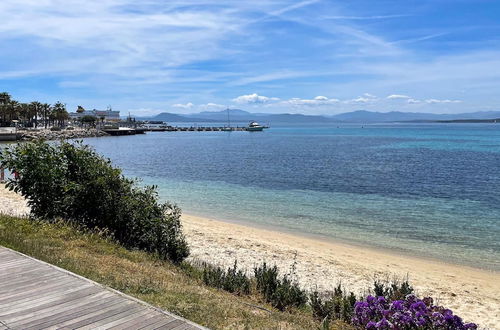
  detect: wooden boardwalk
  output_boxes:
[0,247,205,330]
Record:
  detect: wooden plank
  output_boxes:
[0,246,205,330]
[58,303,141,329]
[0,277,78,304]
[66,306,146,330]
[109,311,163,330]
[17,297,128,329]
[0,283,95,314]
[140,317,182,330]
[0,288,108,323]
[0,272,67,293]
[7,293,119,327]
[0,272,68,295]
[127,314,168,330]
[0,262,45,276]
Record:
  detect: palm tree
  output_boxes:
[41,103,51,128]
[0,93,12,125]
[52,101,69,127]
[30,101,43,128]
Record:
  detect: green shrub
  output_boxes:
[254,262,307,311]
[0,140,189,263]
[310,284,357,323]
[202,261,251,295]
[373,277,413,301]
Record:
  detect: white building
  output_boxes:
[70,109,121,122]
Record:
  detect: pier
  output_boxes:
[0,128,20,142]
[103,126,264,135]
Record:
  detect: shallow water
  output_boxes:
[73,123,498,270]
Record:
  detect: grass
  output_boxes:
[0,214,353,329]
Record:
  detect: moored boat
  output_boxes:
[247,121,265,132]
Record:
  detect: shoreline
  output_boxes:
[183,209,499,273]
[1,184,498,327]
[181,213,499,328]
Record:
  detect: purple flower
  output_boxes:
[391,300,404,311]
[351,293,478,329]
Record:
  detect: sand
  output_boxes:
[1,184,498,328]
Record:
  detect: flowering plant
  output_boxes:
[352,294,477,329]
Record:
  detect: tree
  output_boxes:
[80,115,96,128]
[30,101,43,128]
[52,101,69,127]
[41,103,51,128]
[0,93,12,125]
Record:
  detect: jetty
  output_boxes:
[102,125,267,135]
[0,246,205,330]
[0,128,20,142]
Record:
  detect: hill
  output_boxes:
[140,109,500,124]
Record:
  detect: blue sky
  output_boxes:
[1,0,500,115]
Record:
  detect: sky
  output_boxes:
[1,0,500,116]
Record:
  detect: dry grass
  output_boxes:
[0,215,352,330]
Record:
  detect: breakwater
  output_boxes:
[19,129,109,141]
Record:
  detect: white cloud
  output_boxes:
[232,93,280,104]
[407,98,421,104]
[425,99,462,104]
[387,94,410,99]
[346,93,378,103]
[199,102,226,110]
[283,96,340,106]
[172,102,194,109]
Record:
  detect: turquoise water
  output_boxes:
[75,123,498,270]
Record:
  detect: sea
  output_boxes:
[28,123,500,270]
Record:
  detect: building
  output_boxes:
[69,109,121,122]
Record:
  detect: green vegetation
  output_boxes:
[0,92,69,128]
[0,215,349,329]
[0,140,189,263]
[310,285,357,323]
[201,261,251,295]
[254,262,308,311]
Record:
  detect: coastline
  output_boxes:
[1,184,498,328]
[182,213,499,328]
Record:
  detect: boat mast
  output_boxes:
[227,108,231,128]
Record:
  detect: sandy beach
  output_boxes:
[1,184,498,328]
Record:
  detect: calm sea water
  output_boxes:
[76,123,498,270]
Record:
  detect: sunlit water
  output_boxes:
[20,123,500,269]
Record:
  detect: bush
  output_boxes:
[0,140,189,263]
[373,277,413,301]
[254,262,307,311]
[310,284,357,323]
[50,126,61,131]
[202,261,251,295]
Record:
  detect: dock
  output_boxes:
[0,246,205,330]
[103,126,256,135]
[0,129,20,142]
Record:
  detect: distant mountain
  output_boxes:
[147,109,337,123]
[184,109,252,120]
[147,112,215,122]
[140,109,500,124]
[330,110,500,122]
